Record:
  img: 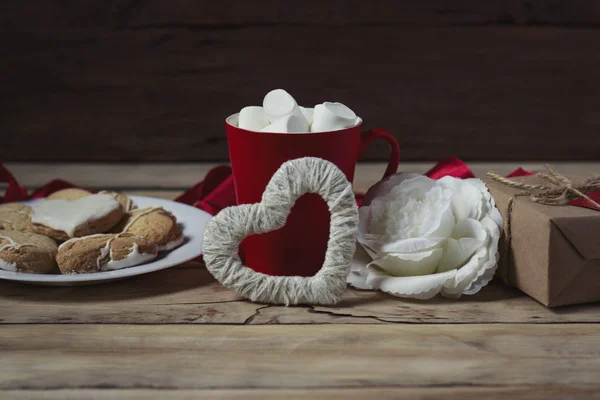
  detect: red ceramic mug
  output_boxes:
[226,114,400,277]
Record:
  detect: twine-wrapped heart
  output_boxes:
[202,157,358,305]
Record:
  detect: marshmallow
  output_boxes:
[260,114,308,133]
[238,106,270,131]
[300,107,314,128]
[311,102,357,132]
[263,89,308,130]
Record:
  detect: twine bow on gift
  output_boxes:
[487,164,600,210]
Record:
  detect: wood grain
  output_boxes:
[2,162,600,396]
[2,25,600,162]
[1,324,600,389]
[1,268,599,325]
[2,1,600,29]
[5,162,600,191]
[3,387,600,400]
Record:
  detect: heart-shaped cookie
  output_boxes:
[31,193,124,241]
[202,157,358,305]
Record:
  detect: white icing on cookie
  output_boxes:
[103,242,156,271]
[59,233,156,271]
[57,234,112,251]
[31,194,120,237]
[0,234,39,272]
[0,234,20,252]
[99,191,136,211]
[0,257,17,272]
[157,234,184,251]
[122,207,181,251]
[0,234,36,252]
[122,207,163,231]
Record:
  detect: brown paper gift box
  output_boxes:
[485,175,600,307]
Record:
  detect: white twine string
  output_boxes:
[202,157,359,305]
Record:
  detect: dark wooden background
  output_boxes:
[1,1,599,162]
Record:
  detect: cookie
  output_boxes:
[31,193,124,241]
[0,203,33,232]
[113,207,183,251]
[99,191,136,212]
[0,230,58,274]
[56,233,158,274]
[47,188,92,201]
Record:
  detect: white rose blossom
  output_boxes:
[347,173,503,299]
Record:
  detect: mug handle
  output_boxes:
[358,128,400,178]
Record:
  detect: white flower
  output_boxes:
[348,173,503,299]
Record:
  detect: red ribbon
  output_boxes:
[425,156,476,180]
[505,167,535,178]
[2,158,598,213]
[0,164,28,203]
[174,166,236,215]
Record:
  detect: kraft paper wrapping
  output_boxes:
[486,175,600,307]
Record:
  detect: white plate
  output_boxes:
[0,195,212,286]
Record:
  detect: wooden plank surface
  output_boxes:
[4,387,600,400]
[1,161,600,398]
[2,24,600,162]
[1,268,599,325]
[1,324,600,390]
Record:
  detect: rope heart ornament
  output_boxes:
[202,157,359,305]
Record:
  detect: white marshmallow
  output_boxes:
[260,114,308,133]
[300,107,314,128]
[311,102,358,132]
[263,89,307,129]
[238,106,270,131]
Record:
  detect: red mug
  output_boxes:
[226,114,400,277]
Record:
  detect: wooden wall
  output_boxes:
[1,1,599,162]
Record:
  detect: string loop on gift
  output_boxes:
[486,164,600,210]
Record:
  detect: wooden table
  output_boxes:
[2,162,600,400]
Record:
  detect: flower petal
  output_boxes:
[346,244,374,290]
[480,214,502,242]
[452,218,487,241]
[443,216,501,296]
[465,178,498,220]
[392,175,437,196]
[425,202,455,239]
[489,206,503,230]
[445,246,496,296]
[362,173,425,206]
[380,237,445,253]
[437,237,482,273]
[357,207,374,245]
[461,251,499,295]
[369,248,443,277]
[358,207,385,258]
[366,267,458,299]
[437,177,485,221]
